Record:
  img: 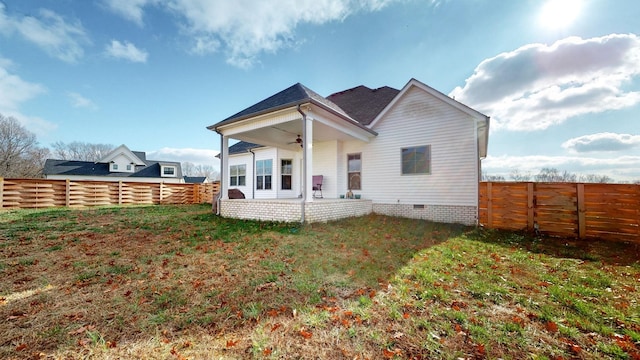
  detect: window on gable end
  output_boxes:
[401,145,431,175]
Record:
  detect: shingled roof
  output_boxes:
[211,83,353,129]
[43,157,182,178]
[326,85,399,125]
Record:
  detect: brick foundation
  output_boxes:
[220,199,476,225]
[372,203,477,225]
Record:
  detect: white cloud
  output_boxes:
[0,57,57,137]
[147,147,220,168]
[0,59,46,112]
[483,154,640,182]
[562,132,640,153]
[67,92,98,110]
[102,0,402,68]
[451,34,640,131]
[0,3,89,63]
[101,0,156,27]
[105,40,148,63]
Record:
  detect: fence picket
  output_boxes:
[480,182,640,243]
[0,178,219,210]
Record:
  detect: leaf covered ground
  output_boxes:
[0,204,638,359]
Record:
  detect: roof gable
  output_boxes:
[369,79,490,158]
[326,85,399,125]
[209,83,354,130]
[100,144,146,165]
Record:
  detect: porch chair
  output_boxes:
[312,175,323,198]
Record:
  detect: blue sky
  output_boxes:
[1,0,639,181]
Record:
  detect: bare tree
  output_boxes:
[182,162,196,176]
[52,141,114,161]
[534,168,577,182]
[0,114,50,178]
[509,169,532,181]
[482,171,505,182]
[182,161,220,181]
[579,174,613,183]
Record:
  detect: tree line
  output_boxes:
[0,114,218,180]
[482,168,633,184]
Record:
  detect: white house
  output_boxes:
[208,79,489,225]
[43,144,184,183]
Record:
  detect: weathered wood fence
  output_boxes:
[0,178,219,209]
[479,182,639,242]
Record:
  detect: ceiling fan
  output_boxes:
[287,135,303,148]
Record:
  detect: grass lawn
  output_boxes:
[1,204,639,359]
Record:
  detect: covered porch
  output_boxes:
[209,83,377,223]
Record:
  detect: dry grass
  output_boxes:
[1,204,638,359]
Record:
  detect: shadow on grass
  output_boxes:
[467,226,640,266]
[1,206,468,358]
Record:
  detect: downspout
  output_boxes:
[248,149,256,199]
[297,105,307,223]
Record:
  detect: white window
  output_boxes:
[230,164,246,186]
[281,159,292,190]
[162,165,176,177]
[126,164,132,171]
[347,153,361,190]
[402,145,431,175]
[256,159,272,190]
[112,164,119,170]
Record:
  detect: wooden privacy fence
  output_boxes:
[0,178,220,209]
[479,182,640,243]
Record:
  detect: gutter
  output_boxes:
[297,105,307,224]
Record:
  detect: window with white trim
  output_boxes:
[162,165,177,177]
[401,145,431,175]
[256,159,272,190]
[281,159,292,190]
[230,164,246,186]
[347,153,361,190]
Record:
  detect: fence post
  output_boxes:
[527,182,534,231]
[65,179,71,207]
[0,177,3,209]
[486,182,493,227]
[577,183,586,239]
[118,181,123,205]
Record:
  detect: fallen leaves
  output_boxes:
[68,324,95,336]
[299,329,312,339]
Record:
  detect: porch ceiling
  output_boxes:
[221,104,377,150]
[232,119,361,150]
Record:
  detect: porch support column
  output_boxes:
[220,135,229,200]
[304,115,314,202]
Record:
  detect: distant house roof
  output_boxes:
[326,85,400,125]
[183,176,207,183]
[208,83,357,130]
[229,141,264,154]
[43,160,181,178]
[43,149,183,179]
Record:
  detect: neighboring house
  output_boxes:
[183,176,209,183]
[208,78,489,225]
[44,144,184,183]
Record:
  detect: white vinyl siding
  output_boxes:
[358,86,479,206]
